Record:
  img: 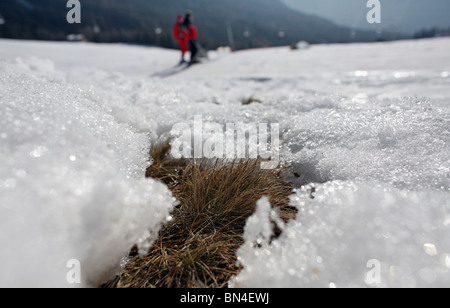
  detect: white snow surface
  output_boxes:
[0,38,449,287]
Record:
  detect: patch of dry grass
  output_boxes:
[102,140,295,288]
[241,96,262,105]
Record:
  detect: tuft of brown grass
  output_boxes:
[103,139,295,288]
[241,96,262,105]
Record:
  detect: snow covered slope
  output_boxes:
[0,38,449,287]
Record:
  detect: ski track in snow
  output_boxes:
[0,38,449,287]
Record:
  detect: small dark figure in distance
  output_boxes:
[183,11,199,65]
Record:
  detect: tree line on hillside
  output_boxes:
[413,26,450,39]
[0,0,408,50]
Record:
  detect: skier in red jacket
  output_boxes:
[183,11,199,64]
[173,14,189,64]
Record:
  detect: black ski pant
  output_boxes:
[189,40,198,62]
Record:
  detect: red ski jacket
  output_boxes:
[186,25,198,40]
[174,23,198,41]
[173,24,188,41]
[173,15,188,41]
[173,15,198,41]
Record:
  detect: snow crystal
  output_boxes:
[233,183,450,288]
[281,96,450,190]
[0,58,175,287]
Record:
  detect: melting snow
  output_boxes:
[0,37,448,287]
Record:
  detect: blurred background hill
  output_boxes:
[0,0,428,50]
[0,0,450,49]
[283,0,450,35]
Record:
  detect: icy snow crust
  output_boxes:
[0,52,175,287]
[234,184,449,288]
[0,38,449,287]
